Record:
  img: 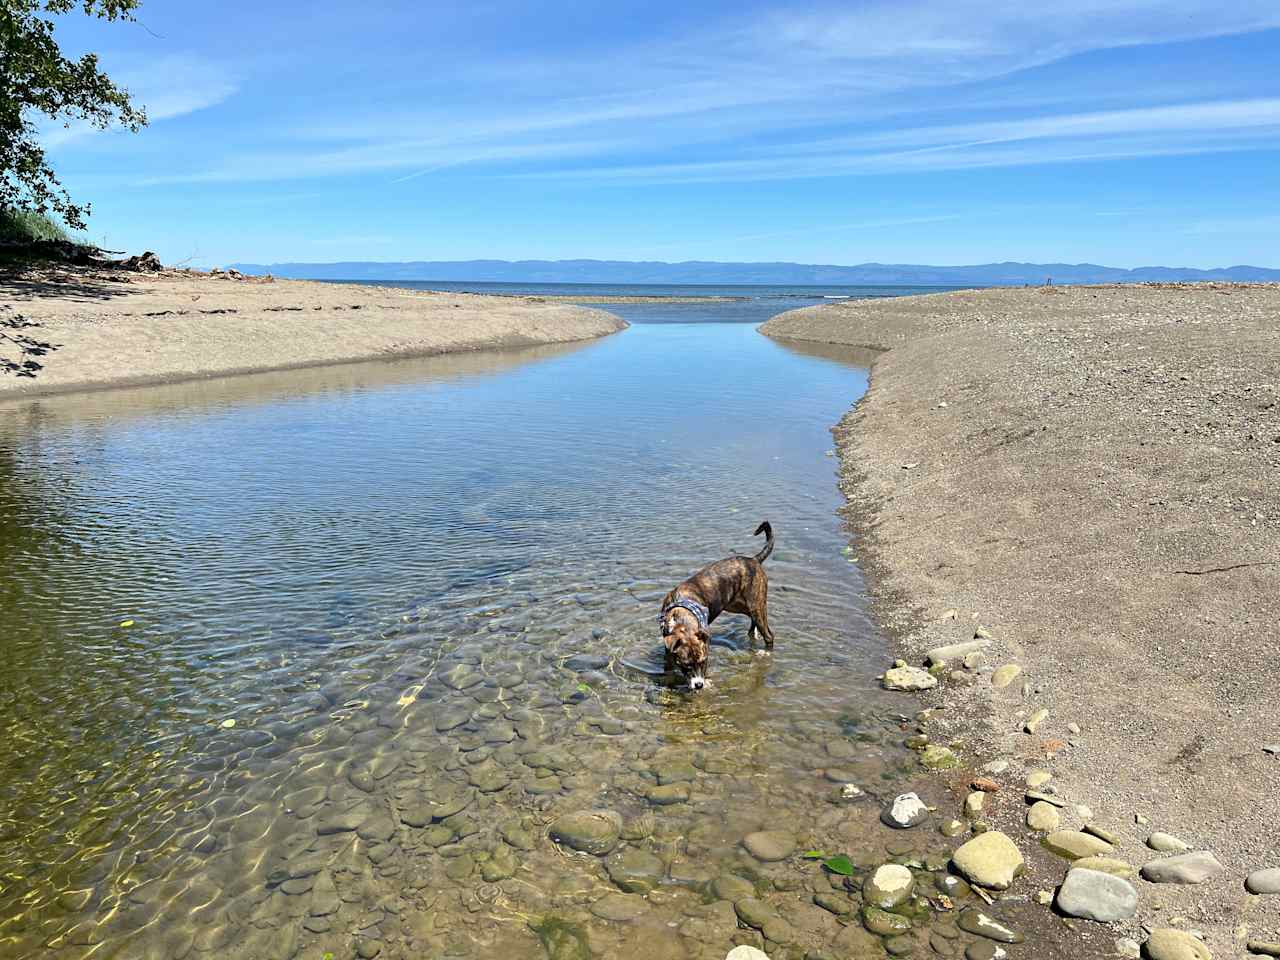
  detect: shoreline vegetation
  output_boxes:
[762,283,1280,958]
[0,264,626,401]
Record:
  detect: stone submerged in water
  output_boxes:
[606,847,665,892]
[725,948,771,960]
[951,831,1025,891]
[966,943,1009,960]
[1246,868,1280,895]
[1144,929,1212,960]
[742,830,796,862]
[863,864,915,910]
[1055,868,1138,922]
[881,792,929,829]
[882,665,938,691]
[957,908,1024,944]
[1140,851,1225,885]
[590,893,650,922]
[548,810,622,855]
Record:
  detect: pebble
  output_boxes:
[1248,942,1280,957]
[951,831,1024,890]
[1147,832,1190,853]
[1071,856,1137,878]
[1245,867,1280,895]
[1026,769,1052,788]
[881,792,930,829]
[983,759,1010,774]
[925,639,991,666]
[920,745,961,770]
[590,893,650,922]
[1264,744,1280,756]
[956,908,1024,944]
[1055,868,1138,921]
[742,830,796,862]
[1043,831,1112,860]
[606,848,665,892]
[647,783,691,805]
[734,898,777,930]
[863,864,915,910]
[964,792,986,816]
[1116,937,1141,958]
[548,810,622,855]
[1144,928,1212,960]
[1023,708,1049,733]
[991,664,1022,689]
[965,943,1008,960]
[941,819,966,837]
[882,665,938,691]
[712,874,755,901]
[725,948,771,960]
[1140,851,1225,885]
[1025,790,1066,808]
[1026,801,1060,832]
[1083,823,1121,845]
[861,905,912,936]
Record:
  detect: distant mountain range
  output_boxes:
[230,258,1280,286]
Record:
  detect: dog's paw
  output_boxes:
[754,649,772,658]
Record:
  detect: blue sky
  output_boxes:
[44,1,1280,268]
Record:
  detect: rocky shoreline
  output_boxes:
[761,284,1280,959]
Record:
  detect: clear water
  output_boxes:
[317,279,961,302]
[0,302,979,960]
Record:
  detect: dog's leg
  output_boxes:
[754,599,775,650]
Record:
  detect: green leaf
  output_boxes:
[576,682,590,693]
[802,849,828,859]
[823,854,855,876]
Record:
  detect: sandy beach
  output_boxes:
[763,283,1280,956]
[0,266,625,400]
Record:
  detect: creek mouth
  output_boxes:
[0,300,979,960]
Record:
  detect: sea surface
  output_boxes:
[0,293,975,960]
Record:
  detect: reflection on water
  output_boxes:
[0,313,960,960]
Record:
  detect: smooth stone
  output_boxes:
[549,810,623,855]
[1043,831,1113,860]
[1144,928,1212,960]
[435,707,473,731]
[983,758,1010,774]
[1026,801,1060,832]
[1246,868,1280,895]
[725,948,771,960]
[1247,941,1280,957]
[480,843,517,882]
[966,943,1008,960]
[591,893,650,922]
[964,791,986,816]
[742,830,796,862]
[1147,832,1190,853]
[920,745,960,770]
[1055,868,1138,922]
[654,761,698,784]
[882,665,938,691]
[1026,769,1052,788]
[1023,708,1049,733]
[941,819,966,837]
[647,783,691,805]
[1116,938,1141,958]
[881,792,929,829]
[712,874,756,901]
[1072,856,1138,879]
[863,864,914,910]
[316,809,364,835]
[813,892,852,916]
[925,639,990,666]
[861,905,912,936]
[309,872,341,916]
[884,934,916,956]
[1084,823,1121,845]
[734,898,777,930]
[1026,790,1066,808]
[1140,851,1224,885]
[951,831,1025,890]
[606,847,665,892]
[991,664,1022,689]
[957,909,1024,944]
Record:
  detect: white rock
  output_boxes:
[726,948,771,960]
[881,665,937,691]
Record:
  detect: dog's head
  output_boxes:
[661,608,710,691]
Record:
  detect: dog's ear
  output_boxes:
[662,631,678,652]
[695,628,711,655]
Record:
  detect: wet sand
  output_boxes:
[762,283,1280,957]
[0,266,625,399]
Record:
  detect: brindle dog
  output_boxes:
[659,521,775,691]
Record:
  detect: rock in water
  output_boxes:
[957,909,1024,944]
[549,810,622,855]
[1055,868,1138,922]
[1144,929,1212,960]
[881,792,929,829]
[1245,868,1280,895]
[1140,851,1224,885]
[726,949,772,960]
[882,665,938,691]
[590,893,650,922]
[863,864,915,909]
[742,830,796,862]
[951,832,1025,890]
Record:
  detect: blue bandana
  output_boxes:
[660,598,709,631]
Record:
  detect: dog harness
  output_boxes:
[659,597,709,631]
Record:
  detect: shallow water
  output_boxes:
[0,305,968,960]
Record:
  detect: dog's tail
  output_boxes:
[753,521,774,563]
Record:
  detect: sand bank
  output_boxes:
[763,283,1280,956]
[0,266,625,400]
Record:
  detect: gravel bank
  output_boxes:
[0,266,625,399]
[762,283,1280,958]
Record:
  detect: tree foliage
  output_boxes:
[1,0,147,229]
